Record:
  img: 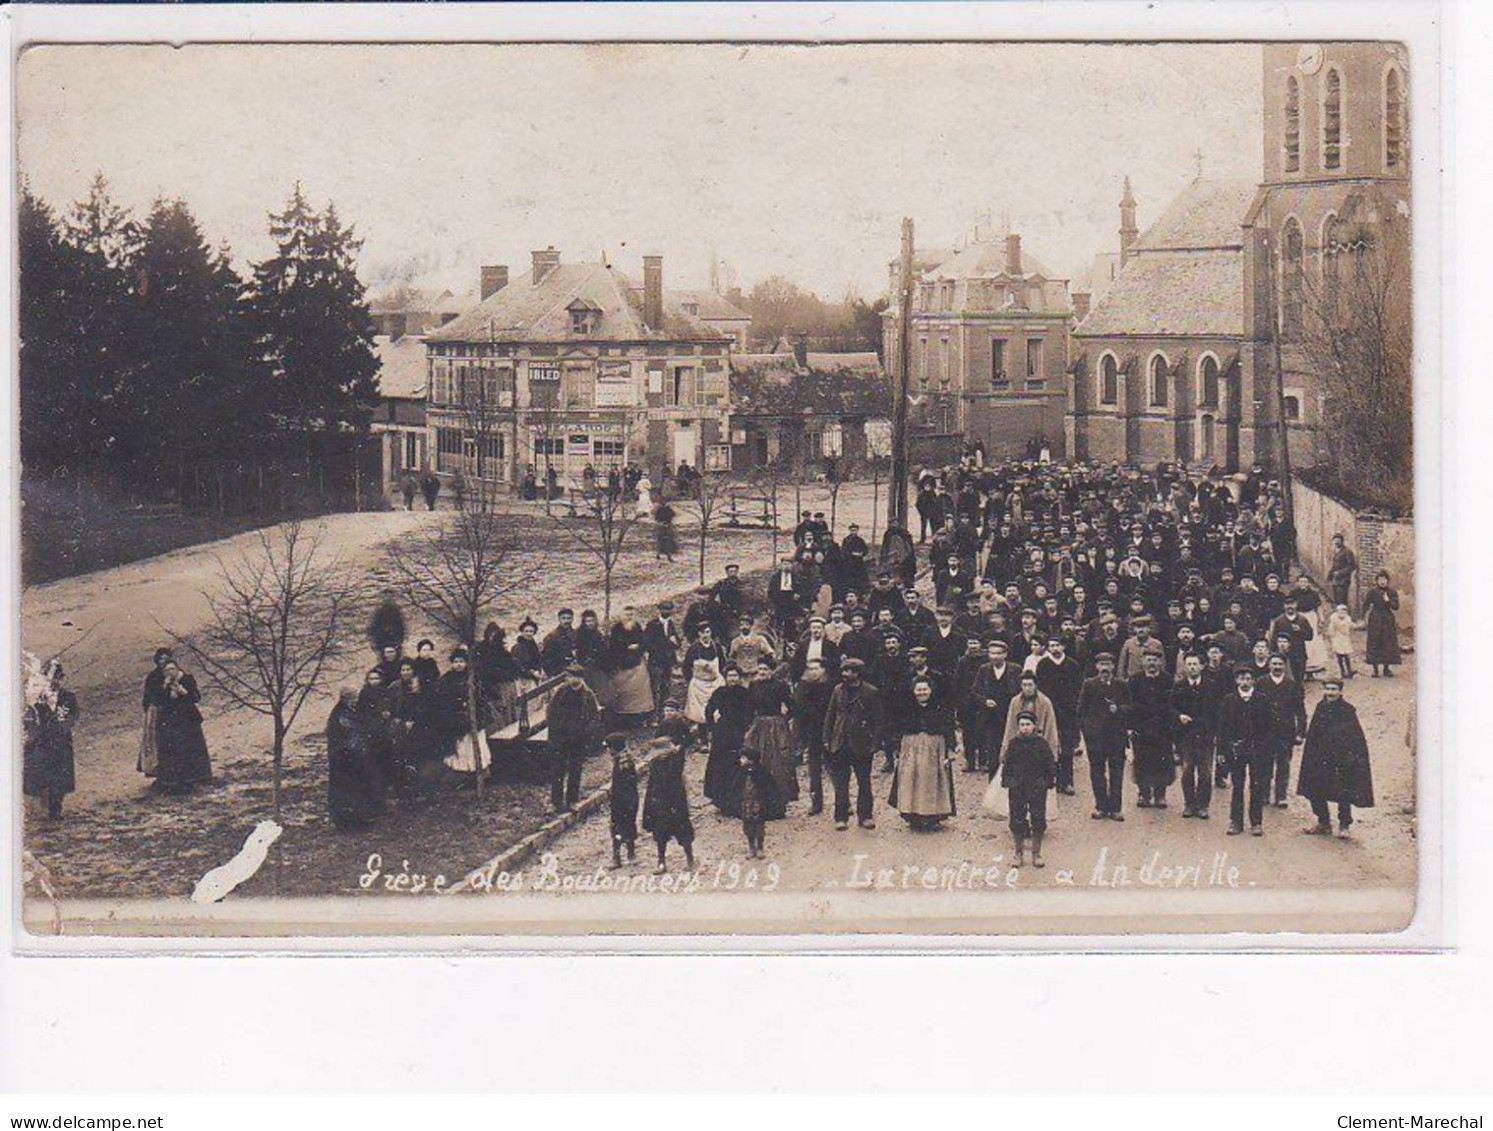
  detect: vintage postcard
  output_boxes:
[12,34,1431,944]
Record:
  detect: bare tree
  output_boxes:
[558,484,641,623]
[1298,206,1413,510]
[387,380,546,798]
[164,520,355,821]
[750,463,786,563]
[684,469,731,586]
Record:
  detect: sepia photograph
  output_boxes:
[12,34,1427,943]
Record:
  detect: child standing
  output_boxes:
[605,732,639,868]
[1000,710,1057,868]
[642,735,696,874]
[736,746,781,859]
[1326,604,1356,680]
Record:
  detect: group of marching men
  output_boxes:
[325,455,1385,874]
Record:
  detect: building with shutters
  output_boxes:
[881,230,1075,460]
[421,248,733,488]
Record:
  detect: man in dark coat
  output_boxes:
[546,664,601,812]
[540,609,578,677]
[643,601,683,722]
[1036,635,1083,795]
[1267,597,1315,683]
[1297,677,1375,837]
[971,638,1019,776]
[1216,666,1275,836]
[1077,652,1130,820]
[1171,652,1219,819]
[1326,533,1358,608]
[840,523,871,595]
[822,658,884,829]
[1257,653,1307,807]
[1127,651,1174,808]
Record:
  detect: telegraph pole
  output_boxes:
[889,217,914,530]
[1264,238,1298,561]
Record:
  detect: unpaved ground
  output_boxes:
[20,485,884,900]
[533,639,1418,903]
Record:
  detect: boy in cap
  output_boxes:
[605,732,639,868]
[999,710,1056,868]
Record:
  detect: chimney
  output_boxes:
[1073,292,1091,322]
[531,246,560,286]
[643,254,663,330]
[1006,232,1022,275]
[480,265,509,300]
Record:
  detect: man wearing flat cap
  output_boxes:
[546,662,601,812]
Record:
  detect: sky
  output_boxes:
[17,42,1263,300]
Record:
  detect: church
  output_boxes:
[1068,41,1410,472]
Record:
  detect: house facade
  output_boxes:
[883,232,1074,460]
[422,249,733,487]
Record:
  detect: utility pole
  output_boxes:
[1264,238,1298,561]
[889,216,914,531]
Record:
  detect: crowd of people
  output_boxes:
[24,457,1402,876]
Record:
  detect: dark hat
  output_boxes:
[1234,664,1256,677]
[558,607,575,618]
[1131,614,1154,627]
[1016,710,1038,724]
[519,617,539,631]
[602,732,628,751]
[449,647,469,661]
[1094,651,1116,665]
[841,657,866,672]
[657,600,675,614]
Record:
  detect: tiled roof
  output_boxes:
[1132,178,1258,252]
[1073,252,1122,303]
[427,261,728,344]
[922,236,1061,283]
[373,334,429,400]
[1075,250,1244,338]
[673,289,751,321]
[730,352,892,417]
[368,285,470,316]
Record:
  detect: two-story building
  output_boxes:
[421,249,733,487]
[882,231,1074,460]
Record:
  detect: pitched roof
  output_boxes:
[373,334,429,399]
[1132,177,1258,252]
[921,235,1061,283]
[1073,252,1122,303]
[673,289,751,322]
[1075,250,1244,338]
[730,352,892,418]
[368,285,470,316]
[427,260,728,344]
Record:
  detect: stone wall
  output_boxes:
[1292,477,1415,629]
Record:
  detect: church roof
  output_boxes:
[1075,250,1244,338]
[1132,177,1258,252]
[1076,177,1257,338]
[428,260,728,344]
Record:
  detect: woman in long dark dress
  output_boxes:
[702,664,753,813]
[1297,677,1374,837]
[24,660,78,820]
[1363,570,1402,677]
[327,684,384,829]
[154,659,213,793]
[357,668,399,789]
[476,623,525,728]
[138,646,172,779]
[575,609,612,707]
[742,668,797,818]
[654,501,678,562]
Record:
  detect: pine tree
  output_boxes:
[17,185,86,470]
[247,184,379,439]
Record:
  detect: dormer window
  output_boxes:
[567,298,602,335]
